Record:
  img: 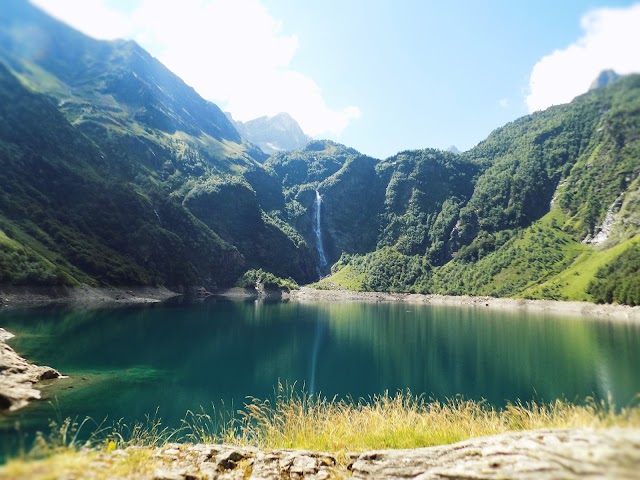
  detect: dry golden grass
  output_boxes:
[1,451,96,480]
[183,386,640,454]
[3,388,639,478]
[0,449,158,480]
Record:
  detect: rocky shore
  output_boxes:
[0,285,178,309]
[0,328,60,411]
[3,283,639,324]
[0,285,179,411]
[3,428,638,479]
[289,287,640,322]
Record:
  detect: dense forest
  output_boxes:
[1,1,640,305]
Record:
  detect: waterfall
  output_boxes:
[313,190,328,277]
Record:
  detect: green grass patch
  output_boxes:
[313,264,367,291]
[522,234,640,301]
[0,228,20,250]
[432,210,585,298]
[314,248,431,293]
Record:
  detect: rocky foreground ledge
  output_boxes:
[27,428,634,480]
[0,328,60,411]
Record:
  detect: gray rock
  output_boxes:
[0,328,60,411]
[109,430,640,478]
[5,428,639,479]
[153,469,186,480]
[589,70,620,90]
[348,428,640,479]
[140,444,338,480]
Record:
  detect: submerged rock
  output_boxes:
[0,328,60,411]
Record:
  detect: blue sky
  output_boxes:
[33,0,640,158]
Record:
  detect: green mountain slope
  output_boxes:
[264,140,376,274]
[0,0,316,287]
[314,75,640,304]
[0,62,242,288]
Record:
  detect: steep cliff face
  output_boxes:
[264,140,366,272]
[375,149,479,263]
[182,177,316,281]
[268,143,480,272]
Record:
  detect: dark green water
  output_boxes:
[1,298,640,453]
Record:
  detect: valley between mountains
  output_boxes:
[1,0,640,306]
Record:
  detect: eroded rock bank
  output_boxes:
[348,428,640,479]
[15,428,637,479]
[0,328,60,411]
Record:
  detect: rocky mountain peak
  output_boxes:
[228,112,312,155]
[447,145,462,155]
[589,69,620,90]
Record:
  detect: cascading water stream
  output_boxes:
[313,190,328,278]
[309,190,328,394]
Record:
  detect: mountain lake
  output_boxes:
[1,297,639,455]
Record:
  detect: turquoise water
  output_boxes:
[1,297,639,453]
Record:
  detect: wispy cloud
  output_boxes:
[498,98,509,108]
[31,0,360,136]
[526,3,640,112]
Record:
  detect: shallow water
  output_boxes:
[1,297,639,454]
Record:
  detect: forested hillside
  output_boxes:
[313,75,640,304]
[0,62,242,288]
[0,0,316,288]
[1,1,639,304]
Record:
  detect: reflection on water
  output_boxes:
[309,314,327,396]
[1,298,639,452]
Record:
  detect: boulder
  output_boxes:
[0,328,60,411]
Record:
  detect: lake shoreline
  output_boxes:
[286,287,640,322]
[0,284,179,309]
[3,283,639,323]
[2,286,640,476]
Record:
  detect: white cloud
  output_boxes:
[30,0,359,136]
[526,3,640,113]
[498,98,509,108]
[31,0,133,39]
